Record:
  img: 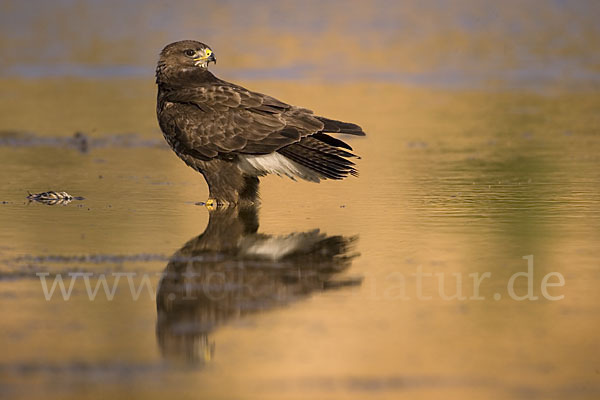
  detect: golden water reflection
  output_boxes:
[0,79,598,399]
[156,206,360,365]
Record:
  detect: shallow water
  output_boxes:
[1,1,600,398]
[0,78,599,399]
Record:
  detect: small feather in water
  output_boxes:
[27,191,84,205]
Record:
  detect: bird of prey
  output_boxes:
[156,40,366,208]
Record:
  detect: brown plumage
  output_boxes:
[156,40,365,206]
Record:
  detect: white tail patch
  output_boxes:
[237,153,322,182]
[240,230,325,261]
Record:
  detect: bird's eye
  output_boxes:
[205,49,212,56]
[184,49,196,57]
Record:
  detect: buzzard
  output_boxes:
[156,40,365,208]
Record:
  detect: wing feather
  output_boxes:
[158,84,326,157]
[158,80,364,182]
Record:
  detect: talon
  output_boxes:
[205,198,218,211]
[204,198,233,210]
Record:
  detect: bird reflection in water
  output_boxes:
[156,206,361,365]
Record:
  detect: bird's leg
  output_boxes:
[198,159,258,210]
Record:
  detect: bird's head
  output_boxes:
[157,40,217,80]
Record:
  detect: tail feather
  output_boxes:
[316,117,366,136]
[277,133,359,181]
[312,132,354,151]
[298,137,357,161]
[278,147,347,180]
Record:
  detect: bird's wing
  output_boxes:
[159,84,326,159]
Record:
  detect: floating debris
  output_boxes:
[26,191,84,206]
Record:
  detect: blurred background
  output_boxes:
[1,1,599,400]
[1,0,599,87]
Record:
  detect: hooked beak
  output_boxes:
[207,53,216,65]
[193,52,216,67]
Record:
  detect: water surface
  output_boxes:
[1,1,599,399]
[0,79,598,399]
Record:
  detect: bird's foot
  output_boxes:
[204,198,232,211]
